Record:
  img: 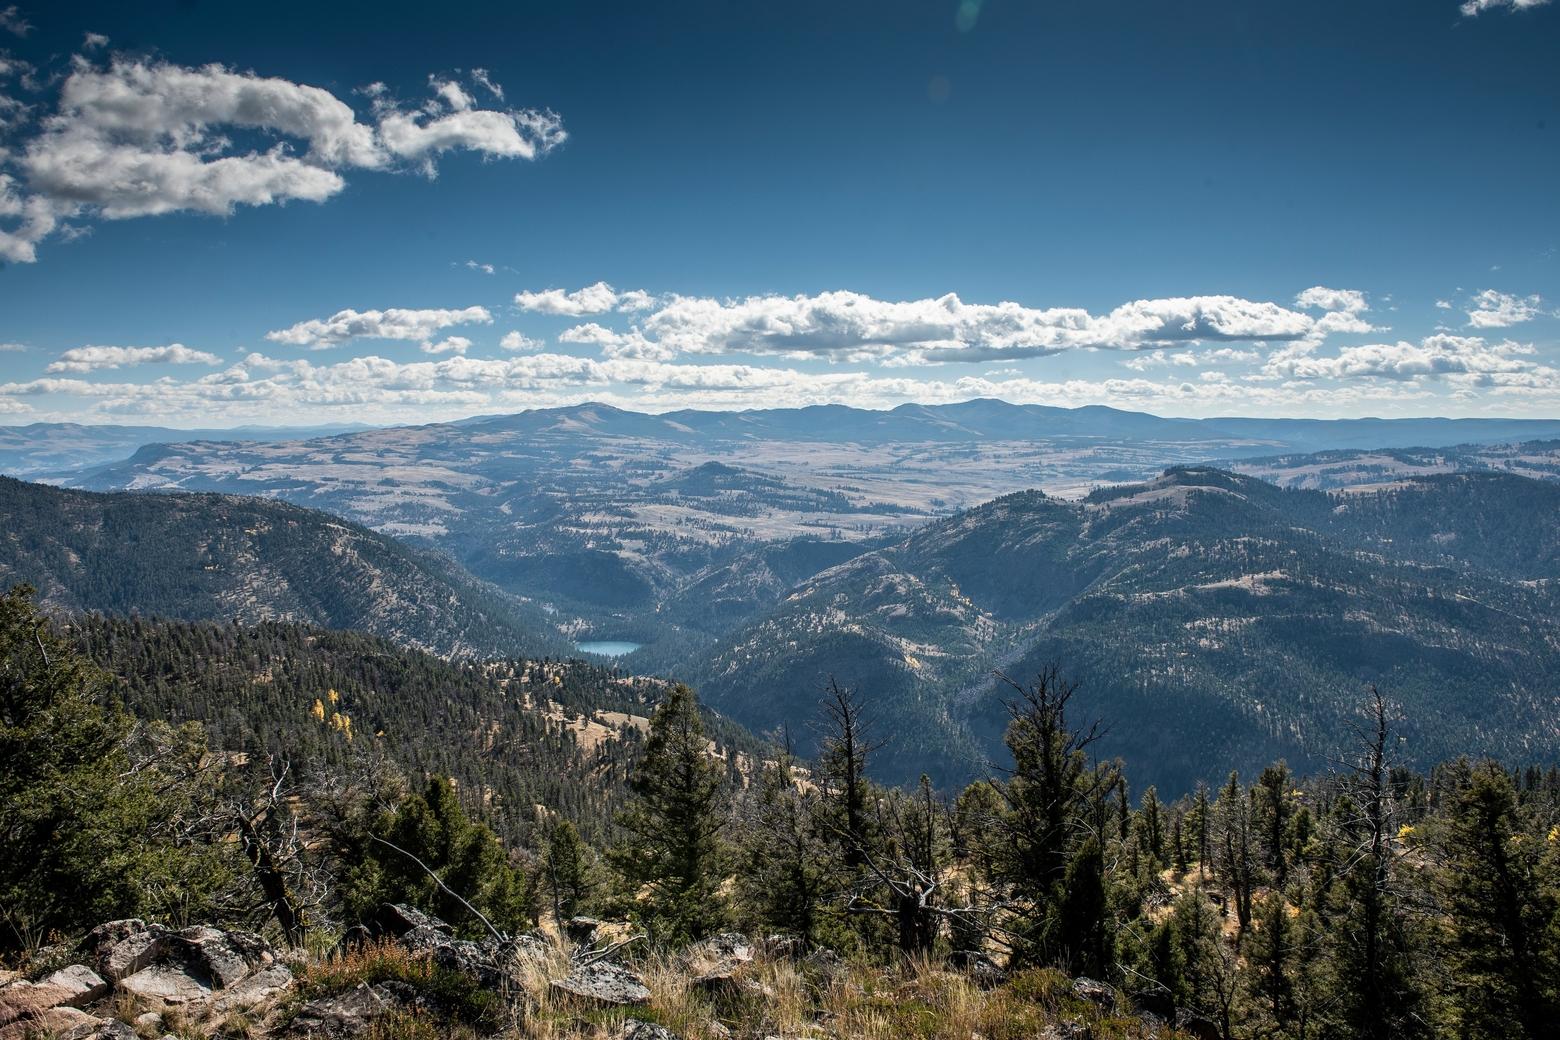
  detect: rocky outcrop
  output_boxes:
[75,920,289,1009]
[0,920,297,1040]
[0,961,140,1040]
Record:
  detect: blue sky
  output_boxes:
[0,0,1556,426]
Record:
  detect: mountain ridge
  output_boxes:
[0,476,564,660]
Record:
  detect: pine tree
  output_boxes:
[1324,688,1426,1040]
[736,748,833,945]
[1057,834,1110,977]
[816,678,879,871]
[343,774,532,937]
[1137,785,1166,867]
[1254,762,1294,886]
[989,666,1113,968]
[543,819,594,923]
[1214,771,1256,936]
[1191,781,1212,877]
[610,684,730,943]
[1439,760,1558,1039]
[1246,889,1295,1033]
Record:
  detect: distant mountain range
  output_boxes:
[0,477,561,659]
[445,400,1560,451]
[686,467,1560,792]
[0,420,373,477]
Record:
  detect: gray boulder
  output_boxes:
[564,916,600,946]
[621,1020,680,1040]
[40,965,109,1007]
[550,962,651,1007]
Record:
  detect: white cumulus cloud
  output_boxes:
[514,281,654,316]
[1465,289,1544,328]
[500,331,545,351]
[0,56,565,263]
[1266,333,1542,384]
[46,343,222,373]
[558,290,1322,365]
[265,305,492,349]
[1294,286,1369,313]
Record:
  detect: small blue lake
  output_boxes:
[574,640,643,658]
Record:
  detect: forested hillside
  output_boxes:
[0,477,563,659]
[693,468,1560,791]
[66,614,767,847]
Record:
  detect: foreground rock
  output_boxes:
[550,961,652,1007]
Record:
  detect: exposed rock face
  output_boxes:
[687,931,760,993]
[0,965,126,1040]
[397,925,512,987]
[80,922,285,1008]
[690,933,754,965]
[79,919,162,982]
[550,962,652,1007]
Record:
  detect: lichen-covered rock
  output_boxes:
[207,964,295,1016]
[286,982,391,1037]
[167,926,272,990]
[65,1020,138,1040]
[550,962,652,1007]
[0,996,99,1040]
[621,1019,680,1040]
[119,964,212,1005]
[373,904,449,939]
[690,932,753,965]
[1036,1024,1091,1040]
[396,926,509,986]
